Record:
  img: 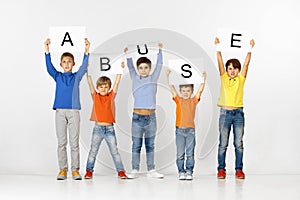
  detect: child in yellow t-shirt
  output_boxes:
[214,37,255,180]
[166,69,206,180]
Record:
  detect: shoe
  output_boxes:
[57,169,67,180]
[147,169,164,179]
[127,169,139,179]
[235,170,245,179]
[186,172,193,180]
[118,170,128,179]
[178,172,186,180]
[84,169,93,179]
[72,170,82,180]
[217,169,226,179]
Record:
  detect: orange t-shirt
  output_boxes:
[90,91,116,123]
[173,95,200,128]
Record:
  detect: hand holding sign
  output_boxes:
[44,38,51,54]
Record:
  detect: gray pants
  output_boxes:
[55,109,80,171]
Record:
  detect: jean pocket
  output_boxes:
[132,113,140,121]
[106,126,115,134]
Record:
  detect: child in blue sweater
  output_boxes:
[124,43,164,179]
[44,38,90,180]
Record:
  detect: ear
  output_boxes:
[72,62,75,67]
[60,62,63,67]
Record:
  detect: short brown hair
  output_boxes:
[225,58,241,71]
[179,84,194,93]
[61,52,74,62]
[136,57,151,68]
[96,76,111,89]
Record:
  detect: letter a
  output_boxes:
[61,32,74,46]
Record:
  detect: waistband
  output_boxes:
[133,112,156,117]
[94,123,114,128]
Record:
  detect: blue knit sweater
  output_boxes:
[45,53,89,110]
[127,49,163,109]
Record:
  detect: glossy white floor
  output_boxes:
[0,173,299,200]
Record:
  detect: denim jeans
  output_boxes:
[218,108,245,171]
[86,124,124,172]
[131,112,156,171]
[176,127,196,174]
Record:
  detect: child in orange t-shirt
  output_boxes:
[166,69,206,180]
[84,62,128,179]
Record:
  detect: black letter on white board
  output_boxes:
[231,33,242,48]
[61,32,74,46]
[137,44,148,55]
[100,57,111,71]
[181,64,192,78]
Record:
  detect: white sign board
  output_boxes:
[49,26,86,53]
[168,59,204,84]
[216,29,253,52]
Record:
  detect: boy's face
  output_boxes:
[60,56,75,72]
[226,63,240,78]
[137,63,151,77]
[97,84,110,96]
[180,86,193,99]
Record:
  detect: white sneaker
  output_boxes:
[127,169,139,179]
[147,169,164,179]
[186,172,193,180]
[178,172,186,180]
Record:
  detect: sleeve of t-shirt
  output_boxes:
[173,95,180,103]
[193,96,200,103]
[239,74,246,80]
[109,91,116,99]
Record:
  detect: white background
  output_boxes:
[0,0,299,175]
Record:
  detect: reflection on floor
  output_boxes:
[0,174,299,200]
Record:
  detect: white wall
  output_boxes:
[0,0,299,175]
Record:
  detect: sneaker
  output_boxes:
[57,169,67,180]
[72,170,82,180]
[127,169,139,179]
[178,172,186,180]
[118,170,128,179]
[186,172,193,180]
[235,170,245,179]
[147,169,164,179]
[217,169,226,179]
[84,169,93,179]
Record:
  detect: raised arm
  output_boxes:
[84,38,90,55]
[152,42,163,80]
[215,37,225,76]
[195,71,206,99]
[44,38,59,79]
[86,72,95,96]
[166,69,178,98]
[44,38,50,54]
[241,39,255,78]
[77,38,90,79]
[124,47,138,78]
[112,61,125,93]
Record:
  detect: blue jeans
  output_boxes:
[176,127,196,174]
[131,112,156,171]
[86,124,124,172]
[218,108,245,171]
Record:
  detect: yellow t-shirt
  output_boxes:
[217,73,245,107]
